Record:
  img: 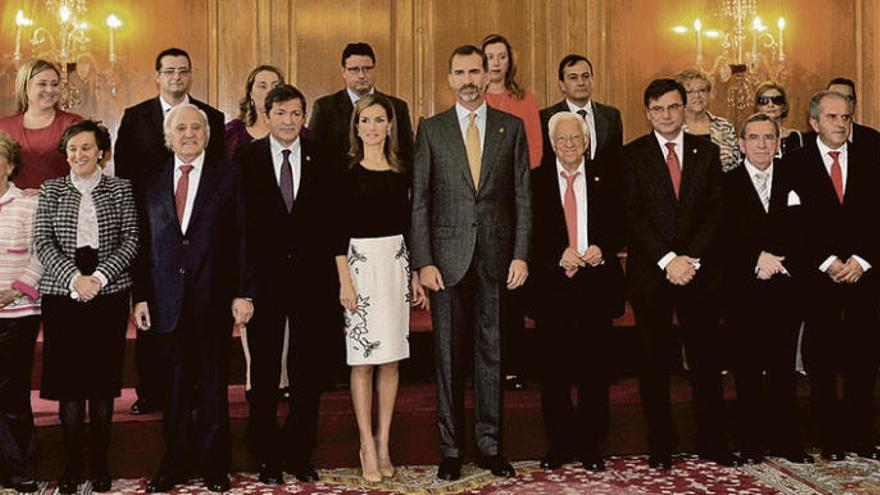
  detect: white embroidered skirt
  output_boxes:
[345,234,410,366]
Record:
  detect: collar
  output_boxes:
[346,86,375,106]
[455,101,488,122]
[816,136,847,157]
[743,158,773,177]
[556,158,586,178]
[654,129,685,150]
[159,94,191,114]
[269,134,301,156]
[0,182,20,207]
[175,150,206,171]
[70,168,103,193]
[565,99,593,115]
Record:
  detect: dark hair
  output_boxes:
[264,84,307,116]
[155,48,192,71]
[754,81,789,120]
[348,94,402,173]
[0,130,23,181]
[341,43,376,67]
[481,34,524,100]
[643,78,687,107]
[826,77,856,102]
[237,65,285,126]
[59,120,112,157]
[448,45,488,72]
[557,54,594,81]
[738,112,780,138]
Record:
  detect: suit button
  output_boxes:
[182,239,189,246]
[178,268,185,275]
[472,222,477,227]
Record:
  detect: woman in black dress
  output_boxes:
[755,82,804,157]
[33,120,138,493]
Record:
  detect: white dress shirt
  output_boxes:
[68,169,108,296]
[175,151,205,234]
[346,86,375,106]
[654,129,690,270]
[159,94,191,114]
[556,159,589,254]
[455,102,487,155]
[743,159,773,213]
[269,135,302,199]
[566,99,597,160]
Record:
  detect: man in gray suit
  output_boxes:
[411,45,531,481]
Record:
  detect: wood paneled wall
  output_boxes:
[1,0,878,144]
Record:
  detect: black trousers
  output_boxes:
[0,316,39,483]
[802,276,880,451]
[155,305,232,478]
[634,282,727,456]
[538,309,611,458]
[727,278,802,454]
[134,328,163,405]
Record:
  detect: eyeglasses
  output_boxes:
[757,95,786,105]
[555,135,586,145]
[345,65,375,75]
[159,67,192,76]
[648,103,683,115]
[686,87,709,95]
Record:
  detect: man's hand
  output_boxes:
[132,302,151,330]
[410,272,428,310]
[840,257,865,284]
[582,245,604,267]
[507,259,529,290]
[74,275,101,302]
[232,298,254,325]
[0,289,22,308]
[666,256,698,286]
[559,247,585,271]
[419,265,445,292]
[756,251,786,279]
[827,258,848,283]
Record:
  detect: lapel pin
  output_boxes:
[692,148,698,154]
[498,127,505,134]
[593,176,600,182]
[305,155,311,162]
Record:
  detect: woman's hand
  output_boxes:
[74,275,101,302]
[411,272,428,310]
[339,279,358,312]
[0,289,22,307]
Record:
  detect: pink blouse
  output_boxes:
[485,89,543,169]
[0,110,82,189]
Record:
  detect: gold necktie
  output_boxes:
[466,112,481,188]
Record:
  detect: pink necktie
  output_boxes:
[562,170,581,278]
[828,151,844,204]
[665,142,681,199]
[175,165,194,226]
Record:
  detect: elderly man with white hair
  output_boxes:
[131,103,255,493]
[529,111,625,472]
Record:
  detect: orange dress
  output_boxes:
[485,89,543,169]
[0,110,82,189]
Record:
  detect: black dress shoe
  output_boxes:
[287,463,319,483]
[701,450,742,467]
[504,375,525,390]
[775,450,814,464]
[57,477,81,494]
[91,476,112,492]
[477,455,516,478]
[648,454,673,470]
[580,456,606,472]
[540,451,571,470]
[437,457,462,481]
[205,474,231,492]
[854,445,880,460]
[821,449,846,462]
[129,398,159,415]
[258,464,284,484]
[5,479,39,493]
[741,451,765,465]
[146,473,182,493]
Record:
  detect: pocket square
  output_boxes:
[787,190,801,206]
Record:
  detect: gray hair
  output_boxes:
[547,111,589,143]
[808,90,852,121]
[163,103,211,149]
[738,112,780,138]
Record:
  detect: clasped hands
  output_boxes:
[827,257,865,284]
[665,255,700,286]
[560,245,603,271]
[756,251,787,280]
[419,259,528,292]
[130,297,254,331]
[73,275,102,302]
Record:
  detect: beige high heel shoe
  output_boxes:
[375,437,395,478]
[359,447,382,483]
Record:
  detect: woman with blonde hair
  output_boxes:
[675,68,739,171]
[0,59,82,188]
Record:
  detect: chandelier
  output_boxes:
[674,0,786,110]
[9,0,123,111]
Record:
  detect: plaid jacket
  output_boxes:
[33,173,139,296]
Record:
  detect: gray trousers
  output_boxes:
[431,262,502,459]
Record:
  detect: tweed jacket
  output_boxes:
[33,173,139,296]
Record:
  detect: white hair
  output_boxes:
[547,111,589,143]
[163,103,211,150]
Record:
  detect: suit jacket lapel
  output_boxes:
[149,98,166,148]
[808,145,842,207]
[187,157,219,230]
[295,140,315,209]
[592,103,609,154]
[678,136,703,207]
[648,134,679,207]
[152,158,179,233]
[437,108,476,193]
[478,109,504,194]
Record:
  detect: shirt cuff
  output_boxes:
[657,252,677,270]
[851,255,872,272]
[818,256,838,272]
[93,270,109,289]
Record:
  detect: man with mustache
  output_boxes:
[115,47,227,417]
[411,44,531,481]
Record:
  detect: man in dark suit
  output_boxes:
[411,45,531,481]
[623,79,736,470]
[779,90,880,461]
[802,78,880,156]
[131,104,254,493]
[540,54,623,166]
[234,85,340,484]
[531,112,624,472]
[308,42,414,168]
[721,113,813,465]
[116,47,227,416]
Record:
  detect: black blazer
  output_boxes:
[777,141,880,288]
[540,99,623,167]
[132,156,254,333]
[234,136,340,310]
[115,96,226,183]
[529,158,625,319]
[622,132,723,299]
[307,89,414,169]
[801,123,880,160]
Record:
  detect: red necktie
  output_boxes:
[665,142,681,199]
[175,165,194,226]
[562,170,581,278]
[828,151,844,204]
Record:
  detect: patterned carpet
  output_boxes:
[5,454,880,494]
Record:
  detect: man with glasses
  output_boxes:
[308,43,414,168]
[622,79,735,470]
[115,47,226,416]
